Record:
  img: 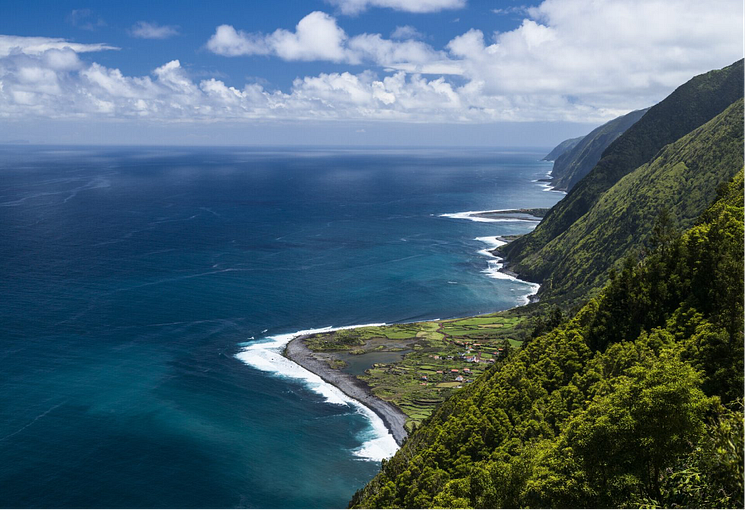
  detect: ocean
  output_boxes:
[0,146,562,508]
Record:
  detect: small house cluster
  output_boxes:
[416,365,477,386]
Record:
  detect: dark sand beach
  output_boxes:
[284,336,409,446]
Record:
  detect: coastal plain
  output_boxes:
[285,307,532,436]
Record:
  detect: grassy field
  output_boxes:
[302,307,533,431]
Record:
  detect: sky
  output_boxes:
[0,0,742,147]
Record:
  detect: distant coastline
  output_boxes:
[440,208,545,223]
[471,208,547,221]
[279,218,544,447]
[278,186,553,447]
[532,168,568,194]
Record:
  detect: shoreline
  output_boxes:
[284,335,409,446]
[275,176,556,447]
[440,209,543,223]
[474,235,541,305]
[471,208,547,221]
[534,168,568,195]
[270,226,540,451]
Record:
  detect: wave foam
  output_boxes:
[537,169,567,195]
[351,405,400,461]
[475,235,506,256]
[474,236,540,305]
[440,210,538,223]
[539,182,567,194]
[235,324,399,462]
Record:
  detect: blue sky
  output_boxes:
[2,1,528,88]
[0,0,742,146]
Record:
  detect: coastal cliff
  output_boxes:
[547,107,648,191]
[501,59,745,305]
[351,161,744,510]
[348,60,745,509]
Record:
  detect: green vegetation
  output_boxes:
[475,208,549,220]
[502,58,744,297]
[303,308,539,431]
[350,170,744,508]
[327,358,347,370]
[508,98,744,304]
[653,405,744,509]
[549,107,648,191]
[281,61,746,509]
[304,324,423,351]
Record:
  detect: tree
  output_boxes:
[565,348,712,505]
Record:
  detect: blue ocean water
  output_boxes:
[0,146,561,508]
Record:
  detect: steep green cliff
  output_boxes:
[542,136,584,162]
[350,61,745,509]
[351,170,744,509]
[501,59,744,292]
[512,98,744,303]
[550,108,648,191]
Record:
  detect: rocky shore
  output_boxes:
[284,336,409,446]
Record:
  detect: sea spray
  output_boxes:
[474,236,540,305]
[235,324,400,462]
[440,210,541,223]
[441,200,545,306]
[533,168,568,194]
[350,405,400,461]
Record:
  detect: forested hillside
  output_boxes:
[508,98,744,303]
[502,59,744,284]
[351,170,744,509]
[549,108,648,191]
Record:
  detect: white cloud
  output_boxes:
[270,11,349,61]
[1,0,743,126]
[66,9,106,31]
[390,25,425,40]
[447,0,743,110]
[0,38,467,122]
[207,0,742,114]
[0,48,611,124]
[207,12,347,61]
[0,35,117,57]
[347,33,444,67]
[42,49,83,71]
[207,12,449,68]
[205,25,270,57]
[491,6,529,16]
[130,21,180,40]
[327,0,466,15]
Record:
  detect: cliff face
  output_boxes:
[542,136,583,162]
[550,108,648,191]
[501,59,745,302]
[514,98,744,304]
[350,60,746,510]
[351,170,744,510]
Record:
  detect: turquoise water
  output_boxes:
[0,146,560,508]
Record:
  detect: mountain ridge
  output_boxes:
[549,108,649,191]
[542,136,584,162]
[349,60,745,509]
[501,59,745,290]
[350,167,744,508]
[512,97,744,303]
